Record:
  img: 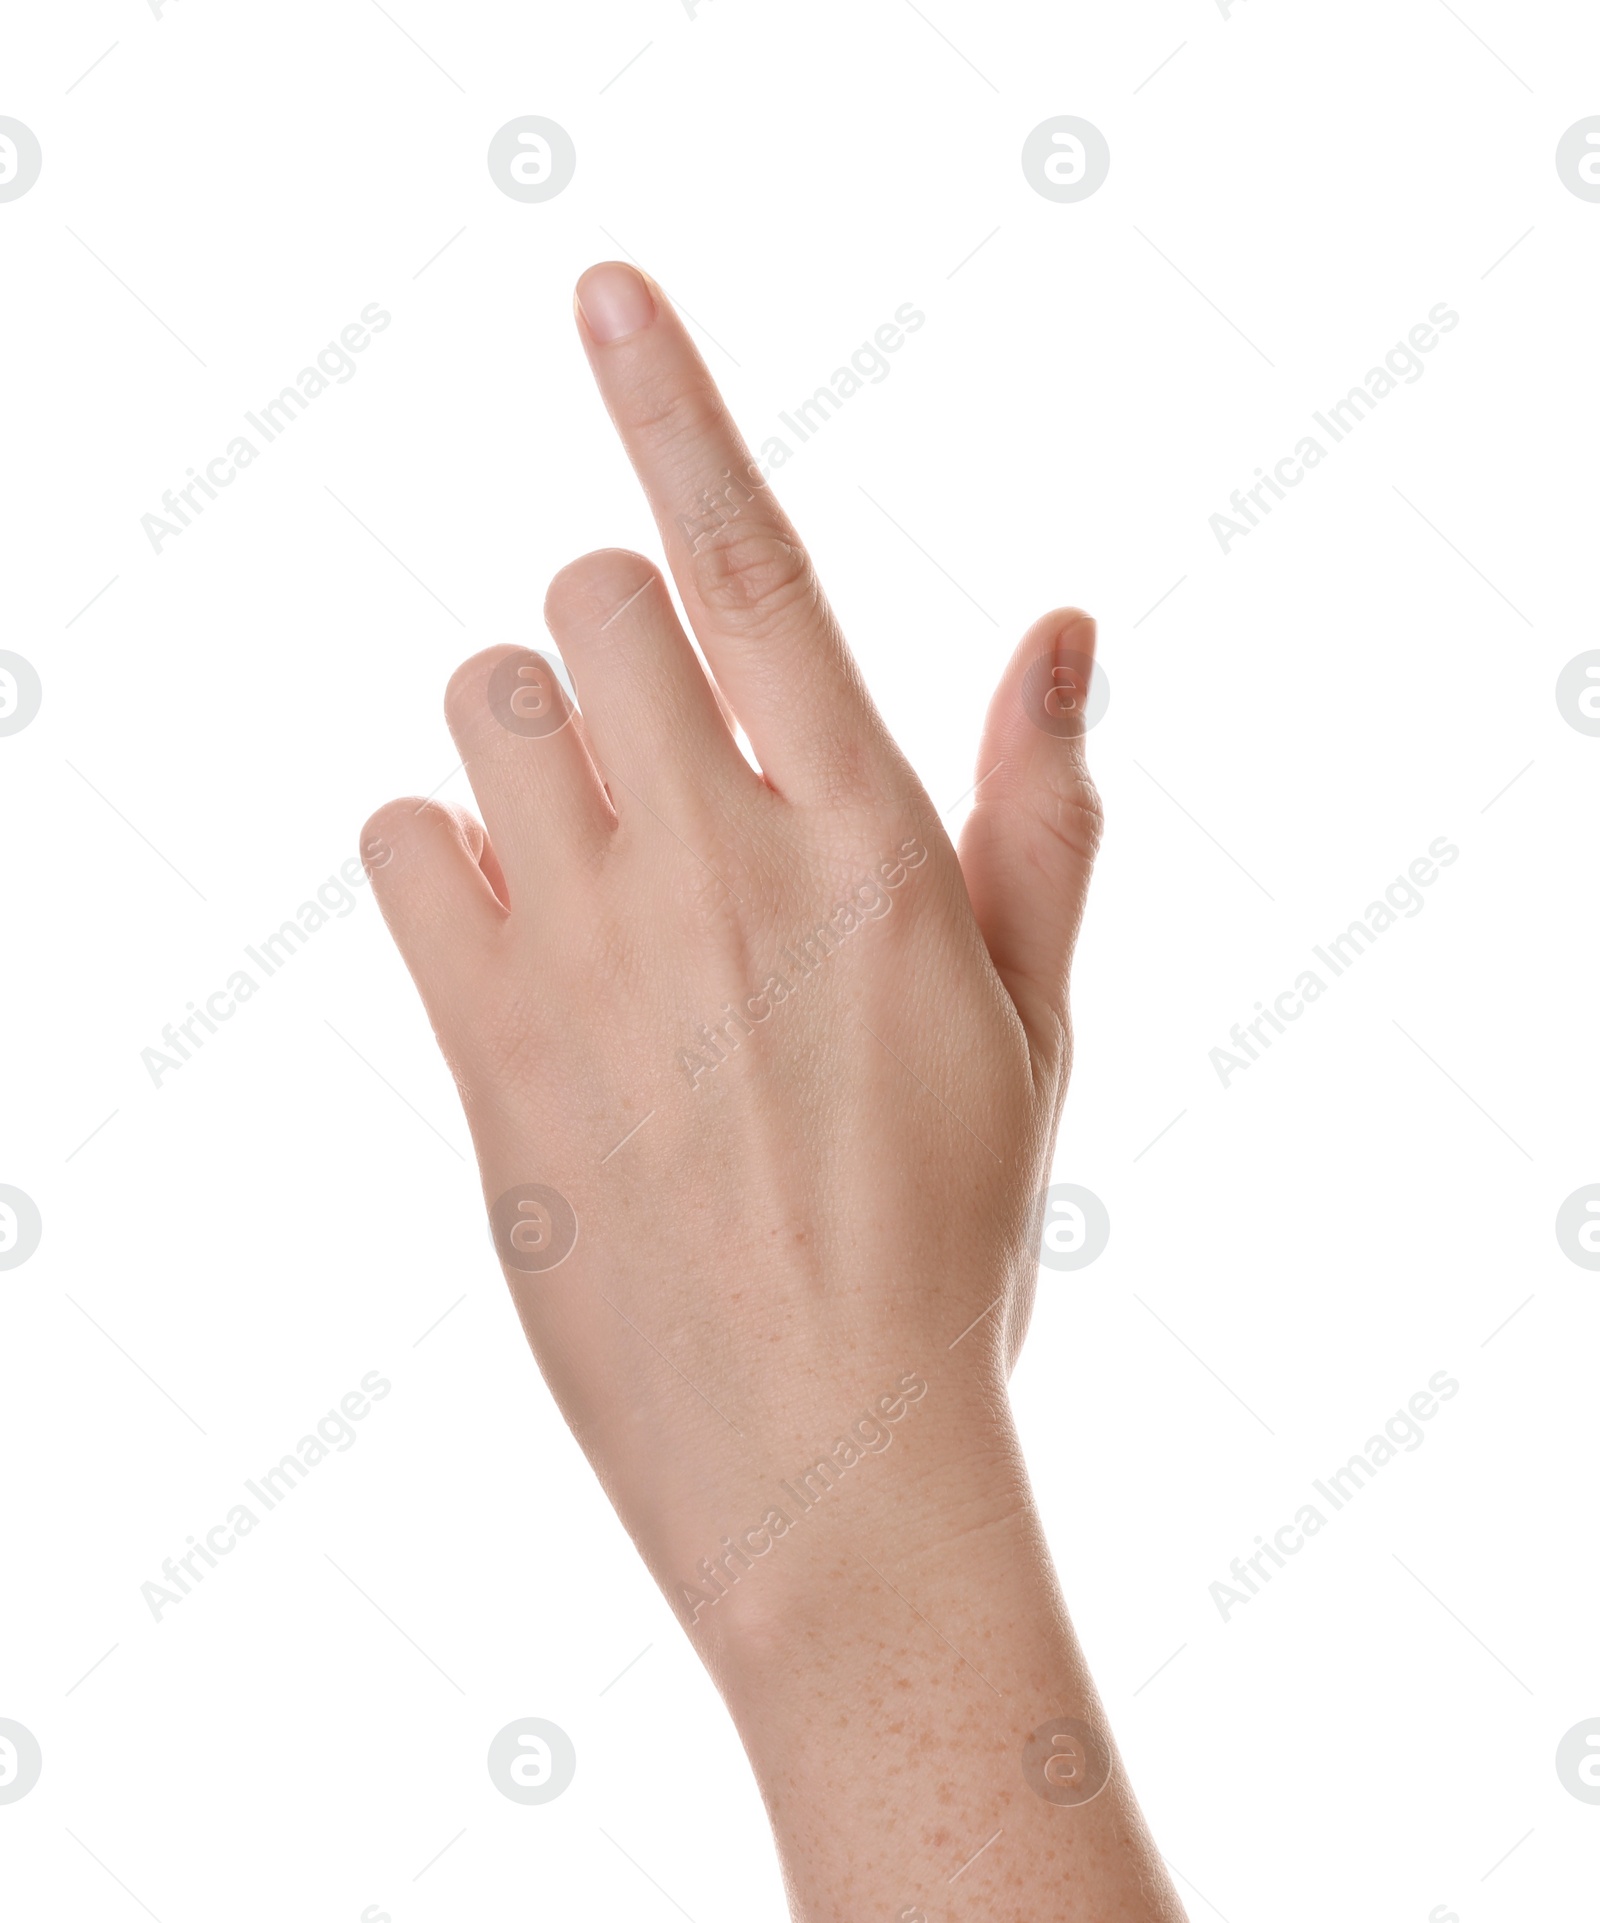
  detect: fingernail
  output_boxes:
[575,262,656,344]
[1056,611,1096,659]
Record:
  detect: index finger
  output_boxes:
[573,261,896,804]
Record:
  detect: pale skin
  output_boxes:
[363,261,1187,1922]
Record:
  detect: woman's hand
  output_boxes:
[363,261,1181,1922]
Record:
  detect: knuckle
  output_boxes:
[790,712,885,807]
[986,768,1104,873]
[694,522,817,634]
[623,371,722,446]
[1041,770,1105,865]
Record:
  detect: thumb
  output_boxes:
[957,608,1104,1089]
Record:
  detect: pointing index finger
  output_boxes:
[573,261,894,802]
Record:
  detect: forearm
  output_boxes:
[678,1378,1186,1922]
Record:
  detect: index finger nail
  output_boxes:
[576,263,657,344]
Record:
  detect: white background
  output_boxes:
[2,1,1596,1918]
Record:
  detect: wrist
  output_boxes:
[663,1362,1036,1675]
[674,1416,1157,1923]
